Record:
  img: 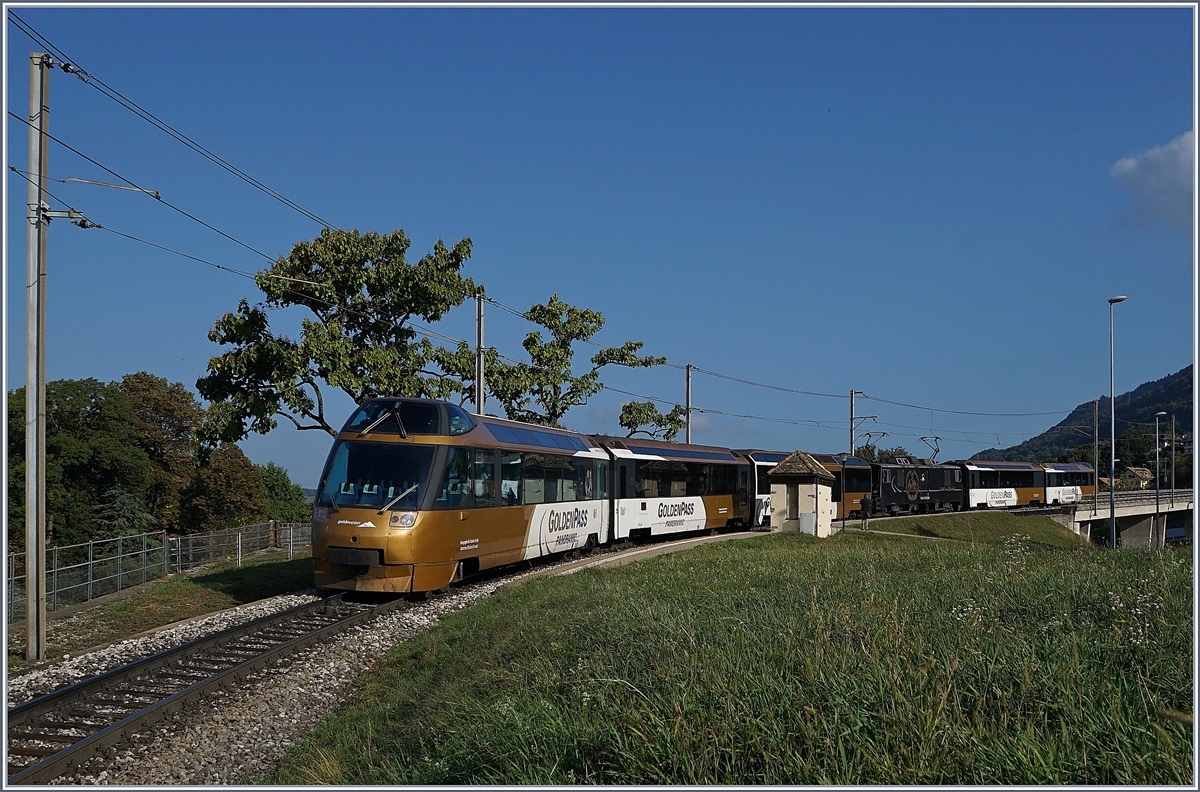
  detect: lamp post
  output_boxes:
[1108,295,1126,549]
[1155,411,1166,548]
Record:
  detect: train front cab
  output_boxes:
[313,398,610,594]
[1042,462,1095,505]
[956,461,1045,509]
[598,437,752,540]
[812,454,872,520]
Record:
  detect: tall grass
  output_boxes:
[265,532,1192,785]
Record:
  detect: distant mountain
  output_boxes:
[970,365,1192,463]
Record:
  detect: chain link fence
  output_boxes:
[7,522,311,623]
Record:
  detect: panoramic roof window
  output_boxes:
[445,403,477,436]
[343,400,441,436]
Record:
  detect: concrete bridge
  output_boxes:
[1033,490,1194,548]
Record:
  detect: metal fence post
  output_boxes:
[237,531,242,568]
[142,533,148,585]
[51,546,58,611]
[8,553,14,623]
[117,535,123,591]
[162,531,168,578]
[87,540,94,601]
[288,526,293,560]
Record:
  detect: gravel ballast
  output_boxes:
[22,557,584,785]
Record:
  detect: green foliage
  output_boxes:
[619,401,687,441]
[256,462,311,523]
[487,294,666,427]
[197,228,476,443]
[266,534,1192,785]
[117,372,203,529]
[92,486,157,539]
[21,379,154,549]
[7,388,26,553]
[178,443,266,533]
[855,444,911,462]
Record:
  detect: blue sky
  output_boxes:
[5,6,1195,488]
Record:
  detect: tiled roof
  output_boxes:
[768,450,836,480]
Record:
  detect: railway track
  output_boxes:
[6,592,409,785]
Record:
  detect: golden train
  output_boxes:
[312,397,754,594]
[312,397,1095,593]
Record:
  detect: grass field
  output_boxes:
[7,548,313,670]
[865,510,1086,548]
[264,527,1193,785]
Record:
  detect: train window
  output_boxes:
[634,462,659,498]
[955,469,962,483]
[882,469,892,484]
[560,456,579,501]
[757,465,771,495]
[544,455,566,503]
[523,453,546,504]
[998,471,1034,488]
[473,449,496,507]
[433,447,474,509]
[573,458,593,500]
[596,460,610,499]
[446,404,476,436]
[500,452,522,506]
[344,400,442,436]
[317,440,435,511]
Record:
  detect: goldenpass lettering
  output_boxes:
[547,508,589,533]
[658,502,696,518]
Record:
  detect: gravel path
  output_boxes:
[18,555,594,786]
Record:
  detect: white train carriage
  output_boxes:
[594,437,754,540]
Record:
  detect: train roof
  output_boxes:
[954,460,1044,471]
[594,436,747,464]
[809,453,872,469]
[1041,462,1095,472]
[735,449,791,465]
[476,416,604,455]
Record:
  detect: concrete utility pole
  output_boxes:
[685,364,692,444]
[849,390,866,456]
[474,295,485,415]
[25,52,51,661]
[1093,399,1099,515]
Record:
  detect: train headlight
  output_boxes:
[395,511,417,528]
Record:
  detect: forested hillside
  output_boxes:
[971,365,1192,464]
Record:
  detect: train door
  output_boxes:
[615,461,633,540]
[738,466,750,524]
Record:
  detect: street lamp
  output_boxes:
[1108,295,1126,550]
[1155,411,1166,548]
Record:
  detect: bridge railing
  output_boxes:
[1073,489,1193,513]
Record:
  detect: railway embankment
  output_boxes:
[263,525,1192,785]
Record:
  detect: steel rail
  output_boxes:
[6,592,410,785]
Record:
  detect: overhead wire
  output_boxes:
[8,12,337,229]
[8,111,279,264]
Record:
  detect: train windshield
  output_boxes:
[316,440,436,511]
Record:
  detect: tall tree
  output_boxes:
[487,294,666,427]
[619,400,687,441]
[178,443,266,533]
[117,372,203,530]
[256,462,311,523]
[197,228,476,444]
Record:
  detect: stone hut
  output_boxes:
[768,451,838,537]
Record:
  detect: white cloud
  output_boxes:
[1110,130,1195,232]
